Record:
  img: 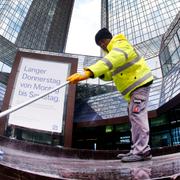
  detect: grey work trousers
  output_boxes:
[128,85,151,155]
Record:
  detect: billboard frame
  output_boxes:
[0,51,78,147]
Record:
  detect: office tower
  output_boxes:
[159,12,180,105]
[159,12,180,76]
[0,0,74,102]
[15,0,74,52]
[0,0,74,52]
[0,0,32,82]
[101,0,180,78]
[0,0,33,43]
[72,1,180,149]
[157,12,180,146]
[0,37,17,105]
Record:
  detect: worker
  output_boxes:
[67,28,153,162]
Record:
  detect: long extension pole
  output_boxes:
[0,81,69,118]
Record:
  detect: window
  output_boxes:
[174,34,180,47]
[2,63,11,73]
[164,46,171,62]
[171,51,179,65]
[168,38,177,55]
[177,28,180,39]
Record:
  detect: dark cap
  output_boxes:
[95,28,112,45]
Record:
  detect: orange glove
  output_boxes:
[67,70,93,84]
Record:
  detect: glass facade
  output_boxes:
[0,0,179,149]
[0,0,74,52]
[159,12,180,106]
[159,12,180,76]
[72,1,180,149]
[0,0,75,104]
[102,0,180,79]
[0,82,6,107]
[15,0,75,52]
[0,35,17,106]
[15,0,58,50]
[107,0,179,44]
[74,78,161,122]
[0,0,32,43]
[0,0,31,78]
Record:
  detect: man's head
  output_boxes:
[95,28,112,52]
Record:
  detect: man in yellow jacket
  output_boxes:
[67,28,153,162]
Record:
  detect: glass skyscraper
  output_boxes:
[0,0,74,104]
[0,0,74,52]
[15,0,74,52]
[0,0,32,43]
[101,0,180,79]
[160,12,180,76]
[0,0,179,149]
[71,1,180,149]
[159,12,180,105]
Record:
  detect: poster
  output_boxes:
[8,57,69,133]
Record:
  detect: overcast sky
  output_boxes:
[65,0,101,56]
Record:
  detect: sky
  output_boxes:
[65,0,101,56]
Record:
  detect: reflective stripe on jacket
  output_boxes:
[86,34,153,102]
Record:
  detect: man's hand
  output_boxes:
[67,70,93,84]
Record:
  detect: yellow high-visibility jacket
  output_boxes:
[85,34,153,102]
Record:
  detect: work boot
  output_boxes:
[117,152,132,159]
[121,151,152,162]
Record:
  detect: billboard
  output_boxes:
[9,57,69,133]
[1,51,77,147]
